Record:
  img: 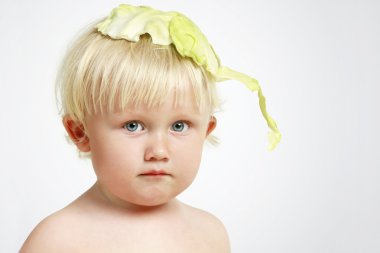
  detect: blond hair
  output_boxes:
[56,25,219,130]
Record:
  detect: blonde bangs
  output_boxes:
[57,28,218,124]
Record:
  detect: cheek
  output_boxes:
[90,137,143,179]
[174,139,204,180]
[90,139,145,201]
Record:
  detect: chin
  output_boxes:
[132,195,173,207]
[128,189,183,208]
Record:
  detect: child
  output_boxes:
[20,4,280,253]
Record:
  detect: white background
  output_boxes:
[1,0,379,252]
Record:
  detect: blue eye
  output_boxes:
[123,121,144,132]
[171,121,189,132]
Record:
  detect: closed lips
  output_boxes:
[140,170,170,176]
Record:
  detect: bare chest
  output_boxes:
[70,219,218,253]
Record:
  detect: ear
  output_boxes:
[206,116,217,137]
[62,116,90,152]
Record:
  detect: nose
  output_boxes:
[144,133,169,161]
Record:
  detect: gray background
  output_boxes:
[1,0,379,252]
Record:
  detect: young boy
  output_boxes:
[20,4,280,253]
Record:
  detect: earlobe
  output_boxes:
[62,116,90,152]
[206,116,217,136]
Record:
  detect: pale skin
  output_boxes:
[20,91,230,253]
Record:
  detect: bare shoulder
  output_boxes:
[182,203,231,253]
[19,206,81,253]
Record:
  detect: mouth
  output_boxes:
[139,170,171,177]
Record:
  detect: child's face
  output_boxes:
[81,91,216,208]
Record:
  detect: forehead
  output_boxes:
[108,77,208,111]
[117,88,206,116]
